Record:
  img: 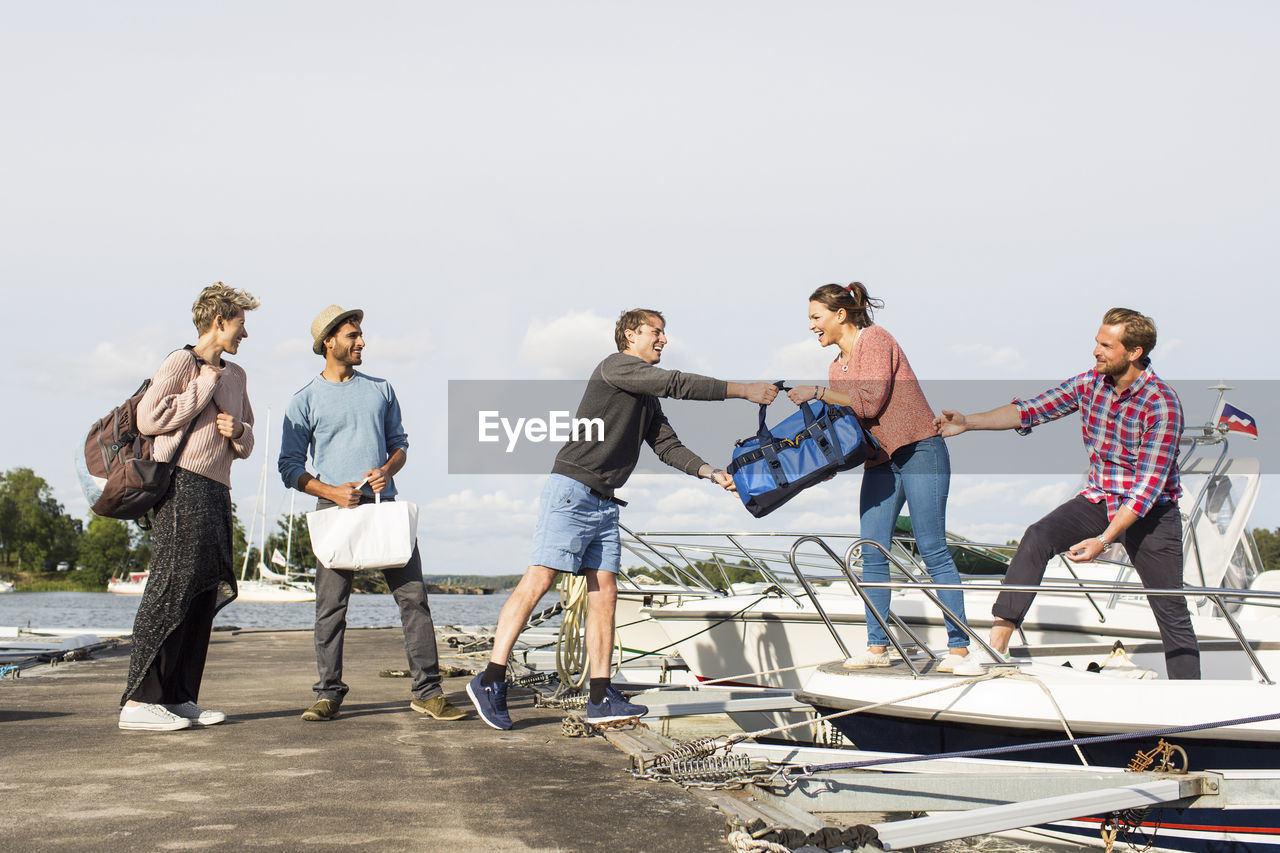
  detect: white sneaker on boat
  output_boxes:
[936,653,983,676]
[842,649,891,669]
[166,701,227,726]
[119,703,192,731]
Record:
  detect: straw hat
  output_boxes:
[310,305,364,355]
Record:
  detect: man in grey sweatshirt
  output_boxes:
[467,308,778,729]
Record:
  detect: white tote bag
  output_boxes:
[306,495,420,571]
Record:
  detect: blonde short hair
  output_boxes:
[192,282,260,334]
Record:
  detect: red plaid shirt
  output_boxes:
[1014,368,1183,518]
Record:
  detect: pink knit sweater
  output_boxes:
[828,325,936,467]
[137,349,255,487]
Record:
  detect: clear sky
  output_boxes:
[4,2,1277,575]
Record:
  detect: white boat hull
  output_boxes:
[233,579,316,603]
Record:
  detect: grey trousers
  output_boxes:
[313,536,442,703]
[994,495,1200,680]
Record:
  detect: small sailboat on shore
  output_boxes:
[234,409,315,604]
[107,571,148,595]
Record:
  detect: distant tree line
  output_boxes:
[1255,528,1280,574]
[626,558,767,589]
[5,466,1280,591]
[0,466,315,590]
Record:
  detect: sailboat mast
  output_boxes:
[241,407,271,582]
[285,489,296,579]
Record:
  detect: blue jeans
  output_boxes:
[859,435,969,649]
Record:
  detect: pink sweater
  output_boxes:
[828,325,936,467]
[137,349,255,487]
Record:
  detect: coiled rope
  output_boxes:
[552,574,624,689]
[555,574,590,689]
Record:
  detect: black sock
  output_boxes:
[589,677,609,705]
[482,662,507,686]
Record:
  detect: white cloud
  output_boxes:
[419,488,538,541]
[640,508,741,533]
[763,338,833,382]
[780,510,865,532]
[424,488,533,514]
[519,311,614,378]
[44,336,167,391]
[654,486,719,514]
[948,478,1021,508]
[1020,480,1075,507]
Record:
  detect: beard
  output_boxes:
[1096,357,1129,377]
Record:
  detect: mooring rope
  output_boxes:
[787,706,1280,776]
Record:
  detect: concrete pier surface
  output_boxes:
[0,628,727,852]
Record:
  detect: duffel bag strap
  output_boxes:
[759,441,789,488]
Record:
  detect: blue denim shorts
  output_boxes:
[529,474,621,574]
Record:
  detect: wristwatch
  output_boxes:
[1096,534,1112,549]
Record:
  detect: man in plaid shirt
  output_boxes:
[937,308,1200,679]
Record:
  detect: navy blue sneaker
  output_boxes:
[587,688,648,723]
[466,673,512,730]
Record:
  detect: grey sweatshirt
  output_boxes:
[550,352,728,498]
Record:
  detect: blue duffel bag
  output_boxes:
[727,394,879,518]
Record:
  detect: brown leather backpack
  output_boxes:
[76,350,199,528]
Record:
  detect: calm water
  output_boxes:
[0,589,556,633]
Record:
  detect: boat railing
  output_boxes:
[1128,430,1230,600]
[884,532,1118,625]
[620,526,1146,621]
[618,527,882,605]
[785,536,1005,675]
[785,535,1280,684]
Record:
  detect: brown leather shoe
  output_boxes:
[410,695,465,721]
[301,699,340,721]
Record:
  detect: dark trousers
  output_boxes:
[995,495,1200,680]
[129,588,218,704]
[312,496,441,703]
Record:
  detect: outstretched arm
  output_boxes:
[725,382,779,405]
[934,404,1022,437]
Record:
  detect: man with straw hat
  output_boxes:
[278,305,465,722]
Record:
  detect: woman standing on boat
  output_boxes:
[787,283,977,674]
[118,283,258,731]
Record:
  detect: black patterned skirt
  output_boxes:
[121,468,238,704]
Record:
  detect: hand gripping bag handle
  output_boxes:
[756,381,800,445]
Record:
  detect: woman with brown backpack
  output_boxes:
[118,283,258,731]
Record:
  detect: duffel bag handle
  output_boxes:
[756,381,793,443]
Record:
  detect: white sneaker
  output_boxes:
[842,649,891,669]
[119,703,192,731]
[937,653,983,676]
[166,701,227,726]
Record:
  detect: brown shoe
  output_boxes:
[410,695,465,721]
[301,699,340,721]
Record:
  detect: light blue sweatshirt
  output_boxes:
[278,371,409,498]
